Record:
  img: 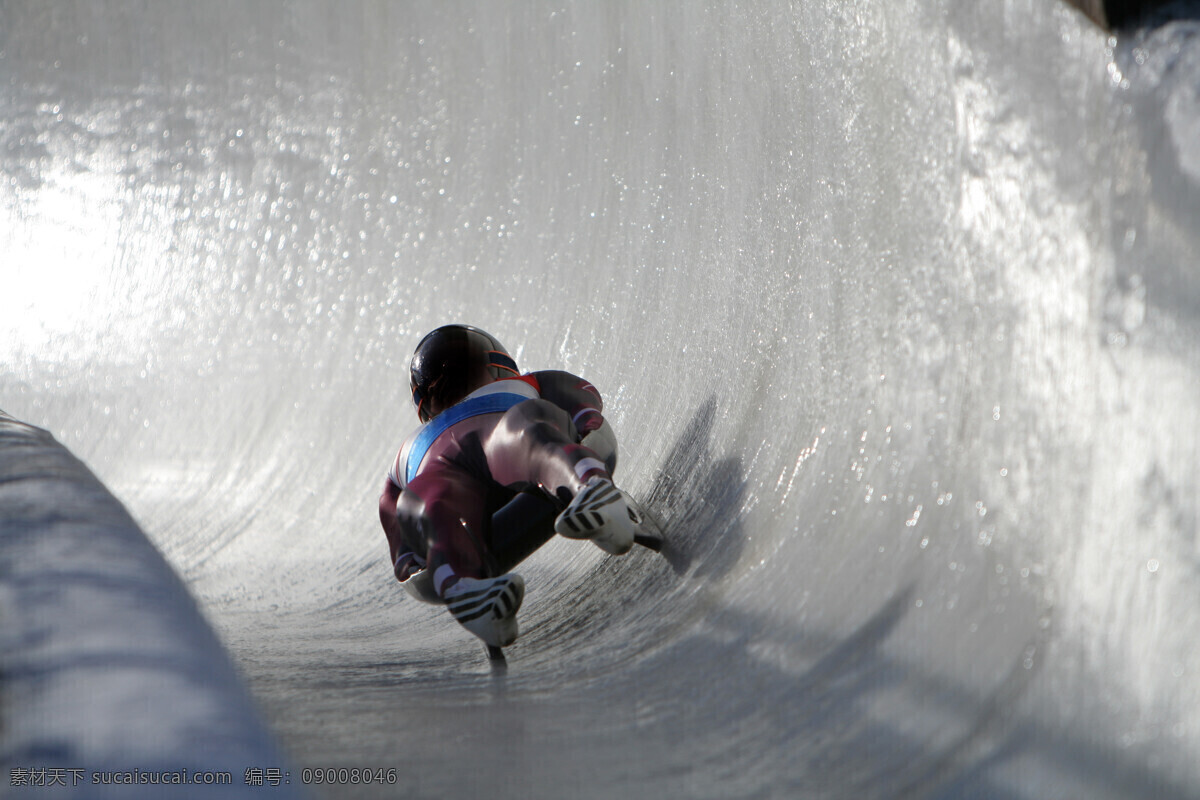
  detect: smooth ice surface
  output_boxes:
[3,2,1200,798]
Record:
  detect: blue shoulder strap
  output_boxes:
[406,392,531,484]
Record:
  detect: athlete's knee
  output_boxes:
[505,399,573,438]
[394,490,435,554]
[488,400,570,468]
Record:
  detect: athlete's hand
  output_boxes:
[394,552,424,582]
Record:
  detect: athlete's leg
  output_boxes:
[485,399,608,497]
[489,490,560,574]
[394,467,492,595]
[485,399,635,555]
[395,465,526,647]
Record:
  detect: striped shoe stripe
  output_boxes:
[454,602,500,624]
[571,489,619,514]
[557,484,625,539]
[446,585,497,606]
[446,580,522,624]
[447,587,504,615]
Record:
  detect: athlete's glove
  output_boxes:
[394,551,425,582]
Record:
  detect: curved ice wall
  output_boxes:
[0,413,291,797]
[3,2,1199,798]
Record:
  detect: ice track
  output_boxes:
[4,2,1200,798]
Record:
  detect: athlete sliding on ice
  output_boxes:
[379,324,636,650]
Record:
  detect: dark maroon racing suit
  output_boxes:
[379,370,614,597]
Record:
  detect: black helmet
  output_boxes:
[409,324,519,422]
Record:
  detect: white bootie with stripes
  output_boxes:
[442,573,525,647]
[554,476,636,555]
